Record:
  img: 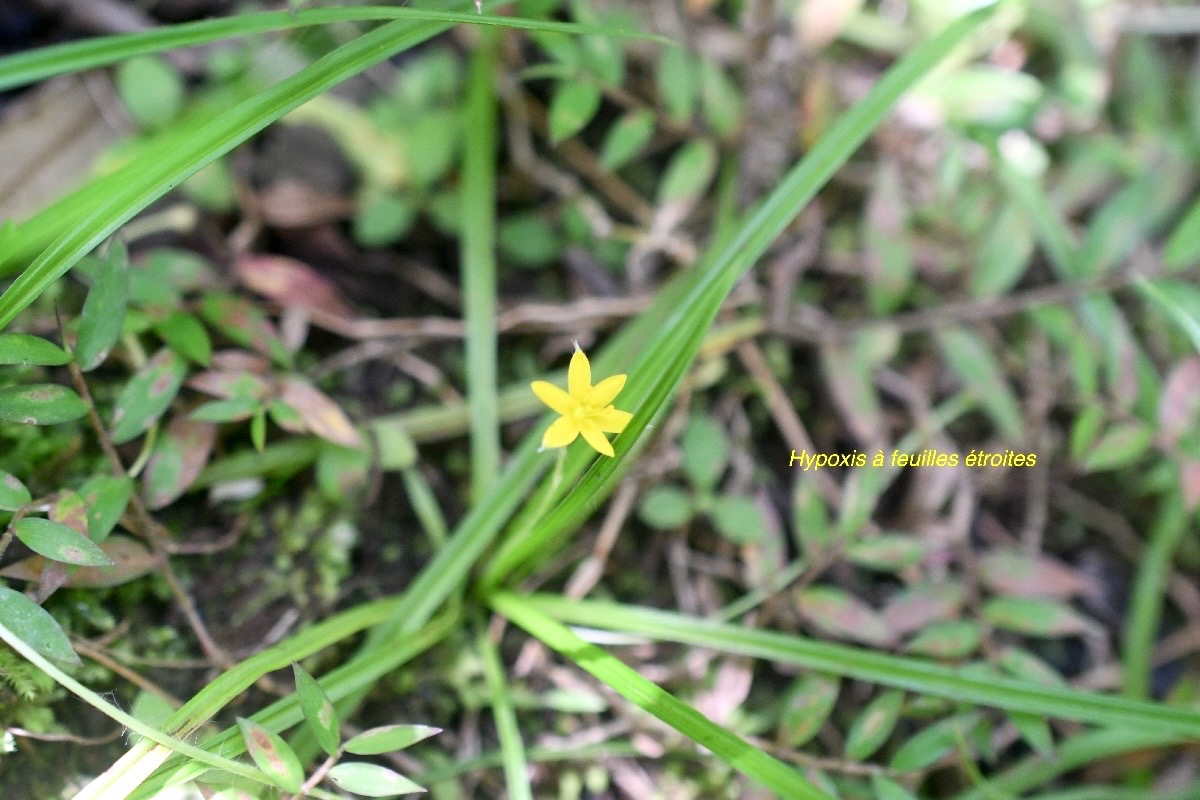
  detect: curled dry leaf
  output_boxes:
[235,254,353,318]
[278,376,362,448]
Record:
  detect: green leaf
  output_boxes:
[796,586,892,646]
[1163,196,1200,270]
[78,475,133,543]
[498,213,562,268]
[709,494,769,545]
[889,713,981,772]
[905,620,980,660]
[328,762,425,796]
[1007,710,1054,757]
[548,80,602,143]
[237,717,304,793]
[111,348,188,444]
[1082,421,1153,472]
[75,241,129,371]
[599,109,655,171]
[871,774,919,800]
[143,416,217,509]
[845,689,903,761]
[681,415,728,490]
[657,139,718,204]
[0,470,31,511]
[0,585,80,666]
[13,518,114,566]
[354,192,416,247]
[199,294,291,368]
[0,384,88,425]
[700,59,742,138]
[152,310,212,366]
[779,673,840,748]
[972,202,1033,297]
[344,724,442,755]
[637,485,693,530]
[937,327,1023,440]
[0,333,70,366]
[292,663,340,757]
[846,534,927,572]
[116,55,185,129]
[983,597,1091,638]
[656,46,697,122]
[190,397,261,423]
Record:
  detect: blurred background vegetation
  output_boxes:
[1,0,1200,797]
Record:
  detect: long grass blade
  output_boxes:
[524,595,1200,739]
[490,591,830,799]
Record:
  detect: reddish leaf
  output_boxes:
[1158,357,1200,448]
[277,377,362,448]
[235,255,352,317]
[186,370,270,401]
[978,548,1092,599]
[143,415,217,509]
[796,586,894,646]
[210,349,272,374]
[0,536,159,588]
[50,490,89,538]
[882,582,963,636]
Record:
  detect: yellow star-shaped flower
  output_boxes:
[531,345,633,457]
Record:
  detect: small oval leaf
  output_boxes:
[110,348,188,444]
[0,470,32,511]
[13,518,115,566]
[328,762,425,797]
[778,673,840,748]
[0,384,88,425]
[344,724,443,755]
[76,242,129,371]
[237,717,304,793]
[293,663,340,757]
[0,584,81,665]
[0,333,70,366]
[548,80,602,143]
[845,689,904,761]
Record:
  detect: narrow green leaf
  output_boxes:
[846,534,927,572]
[0,584,80,665]
[527,596,1200,738]
[13,518,114,566]
[190,397,260,423]
[1163,195,1200,270]
[872,774,920,800]
[845,689,904,761]
[0,470,32,511]
[779,673,840,748]
[600,109,654,171]
[548,80,602,143]
[75,241,129,371]
[292,663,340,756]
[0,383,88,425]
[656,46,697,122]
[491,591,828,799]
[937,328,1023,440]
[890,713,981,772]
[77,475,133,542]
[0,333,70,366]
[344,724,442,755]
[637,485,694,529]
[328,762,425,797]
[237,717,304,792]
[153,310,212,366]
[1081,421,1153,472]
[110,348,188,444]
[657,139,718,204]
[905,621,980,660]
[983,597,1092,638]
[1007,710,1054,757]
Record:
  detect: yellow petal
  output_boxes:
[585,374,626,408]
[568,345,592,398]
[541,416,580,449]
[531,381,576,416]
[593,406,632,434]
[579,422,615,457]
